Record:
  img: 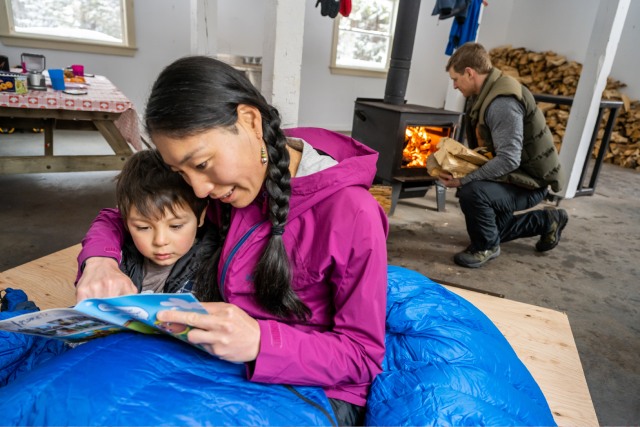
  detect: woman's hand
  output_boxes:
[75,257,137,302]
[157,302,261,363]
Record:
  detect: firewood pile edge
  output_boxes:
[489,45,640,171]
[369,185,392,215]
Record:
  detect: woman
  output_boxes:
[75,56,388,425]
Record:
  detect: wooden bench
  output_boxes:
[0,245,598,426]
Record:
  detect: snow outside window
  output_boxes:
[330,0,397,78]
[0,0,136,56]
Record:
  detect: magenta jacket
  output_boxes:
[77,127,389,406]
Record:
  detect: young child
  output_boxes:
[115,149,219,297]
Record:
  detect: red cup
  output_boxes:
[71,64,84,77]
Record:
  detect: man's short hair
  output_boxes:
[446,42,493,74]
[116,149,207,222]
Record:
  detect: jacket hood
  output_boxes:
[283,127,379,221]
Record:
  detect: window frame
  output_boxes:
[329,0,398,78]
[0,0,137,56]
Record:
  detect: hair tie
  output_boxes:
[271,226,285,236]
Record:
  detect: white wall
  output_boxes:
[127,0,192,115]
[474,0,513,49]
[2,0,638,130]
[298,7,393,130]
[500,0,599,61]
[216,0,265,57]
[298,3,455,130]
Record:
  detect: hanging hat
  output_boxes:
[339,0,352,17]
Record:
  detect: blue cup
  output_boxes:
[48,69,65,90]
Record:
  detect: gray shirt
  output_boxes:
[141,258,172,293]
[460,96,525,185]
[287,137,338,177]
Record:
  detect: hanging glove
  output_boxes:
[339,0,352,17]
[316,0,340,18]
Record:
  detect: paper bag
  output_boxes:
[427,137,490,178]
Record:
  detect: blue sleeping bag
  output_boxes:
[0,289,68,387]
[366,266,555,426]
[0,267,555,426]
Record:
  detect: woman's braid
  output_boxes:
[253,111,311,320]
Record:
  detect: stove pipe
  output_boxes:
[384,0,422,105]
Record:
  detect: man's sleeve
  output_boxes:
[460,96,525,185]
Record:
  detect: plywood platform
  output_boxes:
[445,286,598,426]
[0,245,598,426]
[0,244,79,311]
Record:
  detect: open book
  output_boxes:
[0,293,207,347]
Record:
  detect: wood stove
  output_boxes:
[352,98,461,215]
[350,0,463,215]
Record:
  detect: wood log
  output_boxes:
[369,185,392,215]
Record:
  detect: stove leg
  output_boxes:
[435,182,446,212]
[389,182,402,216]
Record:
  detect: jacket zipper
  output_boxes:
[284,385,338,427]
[219,217,337,427]
[219,220,267,300]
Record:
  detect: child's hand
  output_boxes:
[76,257,137,302]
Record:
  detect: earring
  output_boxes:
[261,145,268,165]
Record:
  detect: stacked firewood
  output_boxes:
[369,185,392,215]
[489,45,640,170]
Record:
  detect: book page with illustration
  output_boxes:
[0,293,207,345]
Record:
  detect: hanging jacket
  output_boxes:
[445,0,483,55]
[119,220,219,294]
[76,127,389,407]
[466,68,564,192]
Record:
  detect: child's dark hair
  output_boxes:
[116,149,220,302]
[144,56,310,320]
[116,149,208,223]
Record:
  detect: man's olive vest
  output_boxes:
[465,68,563,192]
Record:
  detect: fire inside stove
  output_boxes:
[402,125,452,168]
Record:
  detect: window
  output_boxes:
[0,0,136,56]
[330,0,397,77]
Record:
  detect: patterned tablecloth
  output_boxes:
[0,74,142,151]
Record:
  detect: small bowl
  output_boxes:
[242,56,262,65]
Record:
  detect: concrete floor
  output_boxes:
[1,130,638,425]
[387,165,640,426]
